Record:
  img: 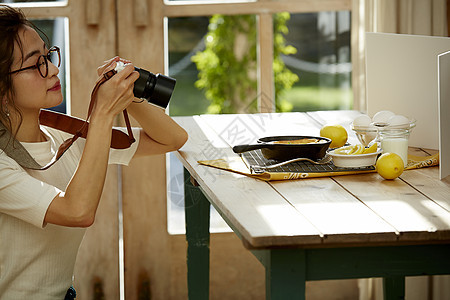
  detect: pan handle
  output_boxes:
[232,144,267,153]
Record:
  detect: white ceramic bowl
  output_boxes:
[329,149,382,168]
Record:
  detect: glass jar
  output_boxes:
[380,129,410,167]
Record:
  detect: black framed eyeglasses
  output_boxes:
[9,46,61,78]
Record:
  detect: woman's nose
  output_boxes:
[47,59,60,77]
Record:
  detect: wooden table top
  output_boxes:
[174,111,450,249]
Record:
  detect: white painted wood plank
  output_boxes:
[199,112,322,147]
[333,172,450,242]
[400,167,450,213]
[272,177,399,244]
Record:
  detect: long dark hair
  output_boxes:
[0,4,48,135]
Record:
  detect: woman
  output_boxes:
[0,5,188,299]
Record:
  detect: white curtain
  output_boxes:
[352,1,450,299]
[351,0,448,112]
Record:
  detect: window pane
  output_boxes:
[168,16,210,116]
[168,14,258,115]
[166,15,232,231]
[281,11,352,112]
[32,18,68,113]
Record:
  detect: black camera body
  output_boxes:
[115,61,176,109]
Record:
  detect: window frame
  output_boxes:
[164,0,355,235]
[163,0,353,112]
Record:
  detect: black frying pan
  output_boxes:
[232,135,331,161]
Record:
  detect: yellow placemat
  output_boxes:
[197,153,439,181]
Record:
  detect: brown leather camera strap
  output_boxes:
[39,110,134,149]
[0,69,135,170]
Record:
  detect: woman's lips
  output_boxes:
[48,81,61,92]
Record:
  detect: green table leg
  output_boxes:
[184,169,211,300]
[383,276,405,300]
[264,249,307,300]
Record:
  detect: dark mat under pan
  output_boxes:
[241,150,375,173]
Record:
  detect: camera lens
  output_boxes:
[133,67,176,108]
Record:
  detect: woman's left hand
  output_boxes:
[92,58,139,122]
[97,56,131,76]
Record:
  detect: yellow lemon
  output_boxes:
[363,143,378,154]
[334,144,366,155]
[334,145,353,155]
[376,153,404,180]
[352,144,365,154]
[320,125,348,148]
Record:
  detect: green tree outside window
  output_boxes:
[192,13,299,114]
